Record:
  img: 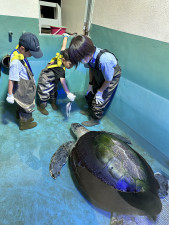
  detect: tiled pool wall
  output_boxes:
[0,15,169,168]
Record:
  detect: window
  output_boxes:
[39,0,62,34]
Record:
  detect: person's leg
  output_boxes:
[82,66,121,126]
[93,64,121,118]
[81,97,100,126]
[80,91,95,116]
[81,70,101,126]
[80,109,91,115]
[81,83,115,126]
[37,70,55,115]
[80,70,101,117]
[50,84,58,110]
[18,107,37,130]
[37,101,49,115]
[16,108,34,121]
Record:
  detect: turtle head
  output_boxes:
[71,123,89,139]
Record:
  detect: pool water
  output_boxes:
[0,94,169,225]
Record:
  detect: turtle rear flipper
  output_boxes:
[154,172,169,198]
[49,141,74,179]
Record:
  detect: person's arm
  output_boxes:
[61,37,68,51]
[60,77,76,101]
[98,80,111,92]
[49,35,69,65]
[60,77,69,94]
[8,80,14,95]
[89,67,93,84]
[6,80,15,104]
[95,80,111,104]
[95,63,112,104]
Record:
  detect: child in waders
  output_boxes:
[37,34,76,115]
[6,32,43,130]
[68,35,121,127]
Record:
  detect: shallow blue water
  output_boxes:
[0,94,168,225]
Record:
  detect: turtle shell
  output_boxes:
[70,131,159,193]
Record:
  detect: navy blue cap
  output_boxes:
[19,32,43,58]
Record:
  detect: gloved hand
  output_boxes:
[95,91,104,104]
[67,92,76,102]
[6,93,14,104]
[86,84,94,95]
[62,33,70,38]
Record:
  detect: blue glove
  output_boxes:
[95,91,104,104]
[6,93,14,104]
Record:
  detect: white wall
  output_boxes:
[93,0,169,43]
[0,0,39,18]
[61,0,86,34]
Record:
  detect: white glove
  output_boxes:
[67,92,76,102]
[95,91,104,104]
[86,84,94,95]
[6,93,14,104]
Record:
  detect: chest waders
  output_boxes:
[47,53,65,70]
[37,53,65,115]
[37,53,65,103]
[11,51,36,114]
[86,49,121,120]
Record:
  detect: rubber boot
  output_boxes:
[16,111,34,121]
[27,117,34,122]
[19,120,37,131]
[81,118,100,127]
[80,109,90,116]
[50,99,58,111]
[16,110,19,119]
[37,103,49,115]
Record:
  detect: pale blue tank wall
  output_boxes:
[90,24,169,163]
[0,15,87,101]
[1,15,169,164]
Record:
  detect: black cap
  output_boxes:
[19,32,43,58]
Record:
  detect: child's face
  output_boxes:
[81,54,93,64]
[19,46,31,58]
[62,59,73,69]
[24,50,31,58]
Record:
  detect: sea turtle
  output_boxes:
[49,123,160,193]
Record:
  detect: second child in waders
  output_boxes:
[37,34,76,115]
[6,32,43,131]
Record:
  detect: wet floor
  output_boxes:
[0,94,169,225]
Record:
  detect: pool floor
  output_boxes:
[0,95,169,225]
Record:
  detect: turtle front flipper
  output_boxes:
[49,141,74,179]
[107,132,132,145]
